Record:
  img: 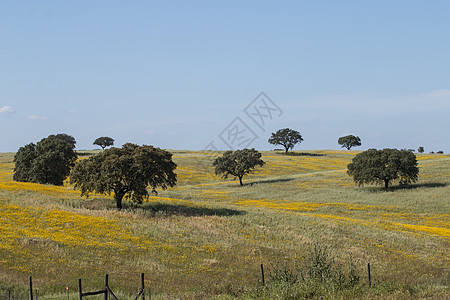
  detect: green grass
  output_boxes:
[0,150,449,299]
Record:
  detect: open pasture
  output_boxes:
[0,150,449,299]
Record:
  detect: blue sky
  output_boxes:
[1,1,449,153]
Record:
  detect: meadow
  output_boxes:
[0,150,449,299]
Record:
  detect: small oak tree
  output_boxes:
[338,135,361,150]
[347,148,419,190]
[70,143,177,209]
[14,137,77,185]
[268,128,303,154]
[418,146,424,153]
[213,148,265,186]
[93,136,115,149]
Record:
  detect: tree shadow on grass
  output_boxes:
[244,177,296,186]
[276,152,326,157]
[79,198,246,217]
[128,202,247,217]
[390,182,448,190]
[361,182,447,193]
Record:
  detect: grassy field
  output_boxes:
[0,150,449,299]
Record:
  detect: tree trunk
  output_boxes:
[115,191,125,209]
[285,147,289,154]
[384,179,389,190]
[239,176,243,186]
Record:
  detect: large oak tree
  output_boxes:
[70,143,177,209]
[347,148,419,190]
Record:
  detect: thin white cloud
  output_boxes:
[27,115,48,120]
[426,89,450,98]
[0,106,14,114]
[143,129,156,135]
[67,109,77,113]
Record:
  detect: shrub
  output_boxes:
[252,244,361,299]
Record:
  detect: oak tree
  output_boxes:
[93,136,115,149]
[13,143,37,183]
[48,133,76,149]
[14,137,77,185]
[213,148,265,186]
[70,143,177,209]
[338,135,361,150]
[347,148,419,190]
[268,128,303,154]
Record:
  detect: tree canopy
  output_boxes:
[13,143,37,183]
[70,143,177,209]
[338,135,361,150]
[347,148,419,190]
[268,128,303,154]
[14,137,78,185]
[48,133,76,149]
[93,136,115,149]
[213,148,265,186]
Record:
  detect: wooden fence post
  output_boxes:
[78,279,82,300]
[141,273,145,300]
[367,263,372,287]
[29,276,33,300]
[104,274,109,300]
[260,264,265,286]
[134,273,145,300]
